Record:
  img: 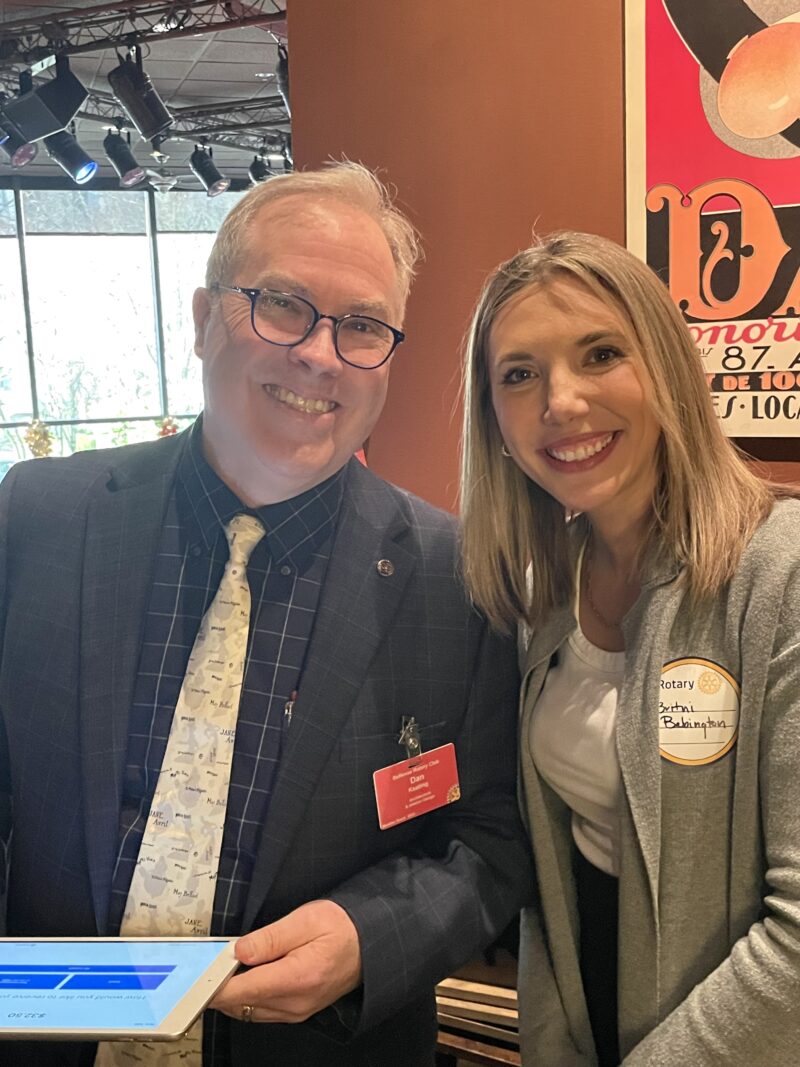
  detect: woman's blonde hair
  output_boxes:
[205,160,420,309]
[460,230,791,633]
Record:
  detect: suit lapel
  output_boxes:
[79,437,185,932]
[243,464,415,929]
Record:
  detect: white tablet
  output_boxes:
[0,937,240,1041]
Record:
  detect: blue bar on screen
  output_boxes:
[0,965,174,973]
[63,973,168,991]
[0,974,65,989]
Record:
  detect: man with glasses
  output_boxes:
[0,163,530,1067]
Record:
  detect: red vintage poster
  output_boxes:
[626,0,800,436]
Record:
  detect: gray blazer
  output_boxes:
[0,430,532,1067]
[517,499,800,1066]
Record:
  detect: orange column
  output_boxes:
[287,0,625,510]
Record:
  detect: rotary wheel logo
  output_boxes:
[447,785,461,803]
[698,670,722,695]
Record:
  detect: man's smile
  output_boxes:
[264,384,338,415]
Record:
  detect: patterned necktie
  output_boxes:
[95,513,265,1067]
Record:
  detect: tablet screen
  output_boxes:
[0,939,235,1036]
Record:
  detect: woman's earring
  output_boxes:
[500,443,512,458]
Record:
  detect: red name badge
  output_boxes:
[373,743,460,830]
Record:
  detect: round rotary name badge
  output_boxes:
[659,658,740,766]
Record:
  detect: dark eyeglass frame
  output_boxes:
[210,283,405,369]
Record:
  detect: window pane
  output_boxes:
[49,418,192,456]
[22,189,147,234]
[55,420,156,455]
[0,427,28,482]
[0,190,17,236]
[0,418,195,482]
[154,189,243,233]
[25,233,160,421]
[157,232,214,416]
[0,237,33,423]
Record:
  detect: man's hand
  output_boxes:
[210,899,362,1024]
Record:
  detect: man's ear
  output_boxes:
[192,287,212,358]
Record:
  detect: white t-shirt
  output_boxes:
[529,620,624,876]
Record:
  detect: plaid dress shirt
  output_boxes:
[108,421,344,1064]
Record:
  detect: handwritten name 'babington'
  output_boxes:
[659,703,730,739]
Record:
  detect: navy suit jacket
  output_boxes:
[0,431,531,1066]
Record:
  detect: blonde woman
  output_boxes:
[460,231,800,1066]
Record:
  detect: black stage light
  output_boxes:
[248,155,270,184]
[189,146,230,197]
[45,129,97,185]
[0,56,87,146]
[103,129,146,187]
[0,124,37,167]
[108,46,173,141]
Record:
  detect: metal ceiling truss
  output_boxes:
[168,96,289,149]
[0,70,288,154]
[0,1,286,67]
[86,87,289,154]
[0,1,289,158]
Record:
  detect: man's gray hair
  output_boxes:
[205,161,421,308]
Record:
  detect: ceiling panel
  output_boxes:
[203,40,277,64]
[185,62,274,83]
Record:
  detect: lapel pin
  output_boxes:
[376,559,395,577]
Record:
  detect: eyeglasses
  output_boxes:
[210,283,405,369]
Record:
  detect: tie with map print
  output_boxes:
[95,513,266,1067]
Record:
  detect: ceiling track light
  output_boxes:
[45,128,97,185]
[248,154,271,184]
[0,54,87,163]
[153,11,188,34]
[108,44,173,141]
[189,145,230,197]
[103,128,146,187]
[0,122,37,167]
